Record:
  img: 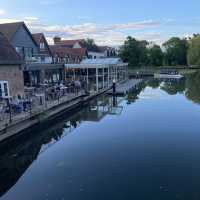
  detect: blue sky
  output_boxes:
[0,0,200,45]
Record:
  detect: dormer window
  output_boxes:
[40,42,45,49]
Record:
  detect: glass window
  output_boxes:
[24,47,33,59]
[40,43,45,49]
[15,47,24,58]
[3,83,8,96]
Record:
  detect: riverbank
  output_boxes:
[0,88,109,143]
[128,66,200,78]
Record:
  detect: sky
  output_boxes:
[0,0,200,46]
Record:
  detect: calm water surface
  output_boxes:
[1,71,200,200]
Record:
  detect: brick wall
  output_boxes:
[0,65,24,97]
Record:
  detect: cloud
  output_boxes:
[0,9,6,15]
[0,16,161,45]
[27,19,161,45]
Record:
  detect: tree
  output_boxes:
[187,35,200,66]
[83,38,99,51]
[147,45,163,66]
[163,37,188,66]
[119,36,149,67]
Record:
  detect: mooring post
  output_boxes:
[113,79,116,95]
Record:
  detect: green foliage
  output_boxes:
[119,36,149,68]
[187,35,200,66]
[83,38,99,51]
[163,37,188,66]
[147,45,163,66]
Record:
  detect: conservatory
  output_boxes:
[65,58,128,92]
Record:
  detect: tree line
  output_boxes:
[119,34,200,68]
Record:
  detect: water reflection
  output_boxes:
[0,95,124,198]
[145,71,200,104]
[185,72,200,104]
[1,70,200,199]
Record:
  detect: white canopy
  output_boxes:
[65,58,128,69]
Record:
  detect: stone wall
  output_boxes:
[0,65,24,97]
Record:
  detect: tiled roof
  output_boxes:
[0,32,23,65]
[32,33,43,45]
[56,39,85,47]
[0,22,23,41]
[0,22,38,46]
[50,45,87,58]
[32,33,52,56]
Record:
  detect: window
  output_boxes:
[0,81,9,98]
[40,42,45,49]
[15,47,24,58]
[41,56,45,62]
[3,83,8,97]
[24,47,33,59]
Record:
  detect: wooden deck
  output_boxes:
[107,79,143,95]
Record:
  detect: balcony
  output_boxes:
[25,55,53,64]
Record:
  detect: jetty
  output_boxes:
[0,88,108,143]
[107,79,143,96]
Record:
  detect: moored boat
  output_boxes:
[154,69,184,79]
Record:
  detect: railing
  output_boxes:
[0,88,85,133]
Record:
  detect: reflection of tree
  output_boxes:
[160,79,185,95]
[185,71,200,104]
[126,82,146,104]
[147,79,160,89]
[0,123,64,198]
[0,94,122,198]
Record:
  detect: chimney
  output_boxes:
[54,36,61,44]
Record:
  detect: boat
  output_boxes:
[154,69,184,79]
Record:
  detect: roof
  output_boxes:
[81,58,123,65]
[0,21,38,46]
[32,33,52,56]
[50,45,87,58]
[65,58,128,69]
[55,39,85,48]
[0,32,23,65]
[32,33,43,44]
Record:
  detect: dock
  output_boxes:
[107,79,143,95]
[0,88,109,143]
[0,78,142,142]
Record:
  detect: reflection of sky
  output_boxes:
[3,86,200,200]
[139,87,172,100]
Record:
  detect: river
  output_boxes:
[1,71,200,200]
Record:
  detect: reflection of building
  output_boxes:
[81,95,124,122]
[0,94,124,198]
[0,32,24,98]
[0,122,65,198]
[65,58,128,92]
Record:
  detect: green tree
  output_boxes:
[119,36,149,67]
[163,37,188,66]
[83,38,99,51]
[147,45,163,66]
[187,35,200,66]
